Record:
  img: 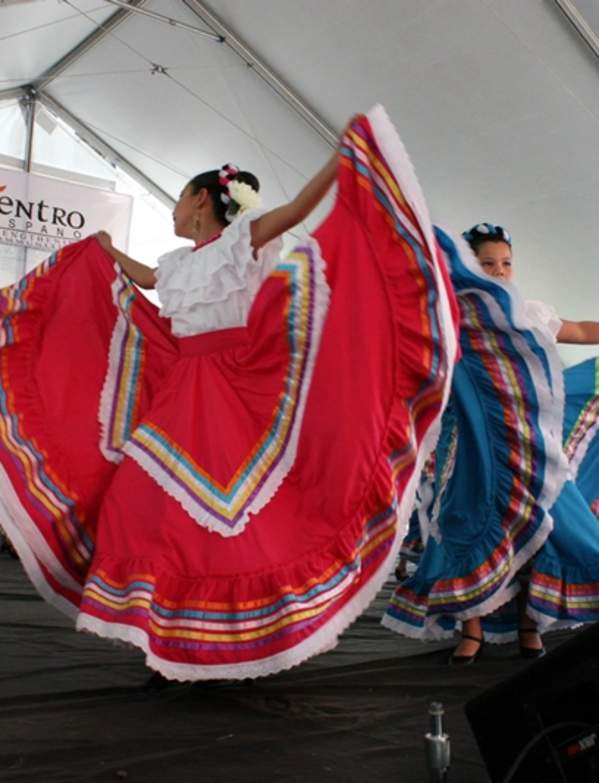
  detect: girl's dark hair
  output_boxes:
[462,223,512,254]
[187,168,260,225]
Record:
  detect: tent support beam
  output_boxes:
[554,0,599,60]
[104,0,222,40]
[0,86,25,102]
[37,92,175,208]
[14,89,37,277]
[182,0,337,147]
[21,89,35,173]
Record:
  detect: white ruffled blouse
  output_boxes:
[524,299,563,341]
[155,210,283,338]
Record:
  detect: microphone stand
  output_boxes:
[425,702,451,782]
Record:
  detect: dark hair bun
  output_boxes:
[462,223,512,253]
[187,167,260,226]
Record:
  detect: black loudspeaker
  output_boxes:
[465,623,599,783]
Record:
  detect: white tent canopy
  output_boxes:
[1,0,599,363]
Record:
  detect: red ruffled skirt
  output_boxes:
[0,108,459,679]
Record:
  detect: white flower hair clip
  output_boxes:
[227,180,262,214]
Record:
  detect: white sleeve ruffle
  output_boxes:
[524,299,563,340]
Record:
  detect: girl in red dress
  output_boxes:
[0,108,459,680]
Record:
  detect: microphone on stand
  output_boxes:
[425,701,451,782]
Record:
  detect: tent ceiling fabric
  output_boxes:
[0,1,116,89]
[0,0,599,361]
[43,2,331,210]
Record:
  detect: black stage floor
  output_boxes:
[0,552,576,783]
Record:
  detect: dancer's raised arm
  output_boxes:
[250,116,360,252]
[249,154,338,252]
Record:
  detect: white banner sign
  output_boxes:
[0,168,132,252]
